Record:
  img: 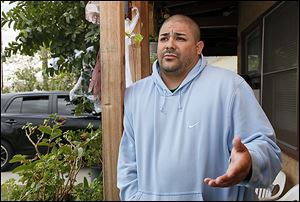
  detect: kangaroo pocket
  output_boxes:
[137,192,203,201]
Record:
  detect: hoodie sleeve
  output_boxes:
[228,80,282,188]
[117,87,139,201]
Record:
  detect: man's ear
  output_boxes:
[196,41,204,55]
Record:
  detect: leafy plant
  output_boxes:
[1,1,99,75]
[11,66,38,92]
[1,1,99,114]
[71,96,95,116]
[79,125,102,168]
[1,178,24,201]
[149,34,158,42]
[71,176,103,201]
[4,65,78,93]
[150,53,157,64]
[1,114,103,201]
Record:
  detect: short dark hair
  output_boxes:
[159,14,201,42]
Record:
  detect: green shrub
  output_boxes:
[1,114,103,201]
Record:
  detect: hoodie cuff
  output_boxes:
[238,149,262,187]
[244,165,252,181]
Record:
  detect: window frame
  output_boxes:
[241,1,299,160]
[21,95,50,114]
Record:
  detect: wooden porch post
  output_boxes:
[100,2,124,201]
[129,1,151,81]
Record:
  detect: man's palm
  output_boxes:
[203,136,252,187]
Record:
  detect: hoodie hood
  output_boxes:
[151,54,207,112]
[152,54,207,96]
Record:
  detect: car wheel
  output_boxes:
[1,140,14,172]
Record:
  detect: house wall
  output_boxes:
[238,1,299,195]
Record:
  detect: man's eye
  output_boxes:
[160,37,168,42]
[177,37,186,41]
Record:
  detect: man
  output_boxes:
[117,15,282,201]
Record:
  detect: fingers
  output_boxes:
[232,136,247,152]
[204,161,251,187]
[204,177,219,187]
[203,173,238,187]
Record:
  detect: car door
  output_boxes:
[54,94,101,133]
[1,94,51,155]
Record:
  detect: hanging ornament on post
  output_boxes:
[124,6,144,87]
[85,1,100,25]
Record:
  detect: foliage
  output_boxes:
[1,114,103,201]
[71,96,95,117]
[11,66,38,92]
[71,176,103,201]
[1,179,24,201]
[80,126,102,168]
[66,45,101,116]
[1,176,103,201]
[42,71,78,91]
[149,35,158,63]
[2,54,41,92]
[1,1,99,75]
[4,66,77,93]
[149,34,158,42]
[150,53,157,64]
[1,86,11,93]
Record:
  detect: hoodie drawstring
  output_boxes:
[160,89,167,113]
[160,89,183,112]
[178,90,182,110]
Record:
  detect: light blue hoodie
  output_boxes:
[117,56,282,201]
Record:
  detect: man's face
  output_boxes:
[157,20,203,74]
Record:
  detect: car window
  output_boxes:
[1,95,10,110]
[5,97,22,113]
[57,96,76,115]
[57,95,96,116]
[21,96,49,114]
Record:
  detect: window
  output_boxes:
[242,23,262,103]
[246,26,261,88]
[242,1,299,159]
[57,95,93,116]
[6,97,22,113]
[246,27,261,73]
[57,95,76,116]
[21,96,49,114]
[262,1,298,159]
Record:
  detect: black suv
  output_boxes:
[1,91,101,171]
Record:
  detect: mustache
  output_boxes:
[162,49,178,56]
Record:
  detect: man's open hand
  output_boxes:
[203,136,252,187]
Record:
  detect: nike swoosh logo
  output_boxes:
[188,121,200,128]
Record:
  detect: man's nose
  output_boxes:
[165,37,176,49]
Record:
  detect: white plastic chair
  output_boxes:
[277,184,299,201]
[255,170,286,201]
